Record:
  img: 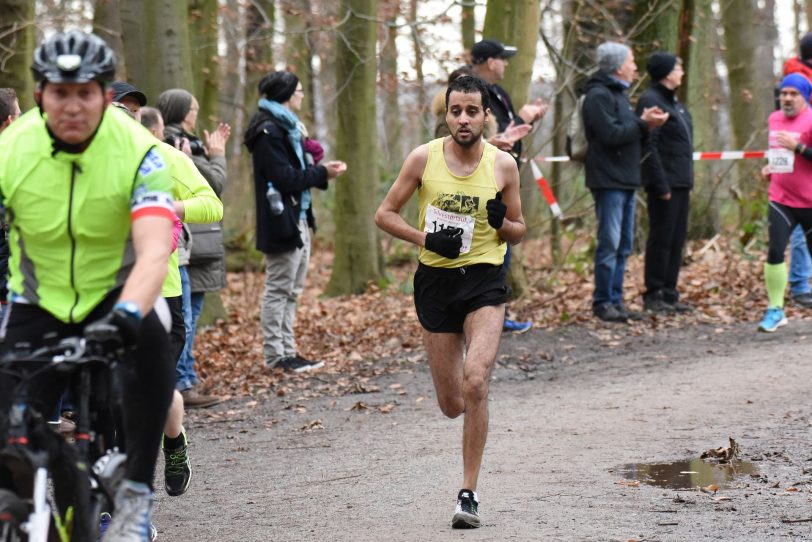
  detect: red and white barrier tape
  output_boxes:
[532,150,768,163]
[528,150,767,220]
[530,160,562,218]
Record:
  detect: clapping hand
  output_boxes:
[204,122,232,157]
[641,106,669,128]
[324,160,347,179]
[518,98,548,124]
[490,121,533,151]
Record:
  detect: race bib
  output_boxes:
[767,148,795,174]
[424,204,475,254]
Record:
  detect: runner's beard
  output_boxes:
[781,103,800,118]
[451,128,482,148]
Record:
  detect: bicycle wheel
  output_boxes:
[0,489,28,541]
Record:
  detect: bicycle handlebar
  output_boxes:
[0,336,117,373]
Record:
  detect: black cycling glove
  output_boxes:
[85,307,141,349]
[486,191,507,230]
[425,227,463,259]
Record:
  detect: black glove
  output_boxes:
[486,191,507,230]
[84,307,141,349]
[425,227,463,259]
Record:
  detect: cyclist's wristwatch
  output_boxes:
[114,301,142,321]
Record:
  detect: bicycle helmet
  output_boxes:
[31,30,116,85]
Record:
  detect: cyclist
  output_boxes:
[0,30,176,541]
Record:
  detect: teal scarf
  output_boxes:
[258,98,311,217]
[259,98,305,170]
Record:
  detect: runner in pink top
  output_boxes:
[758,74,812,332]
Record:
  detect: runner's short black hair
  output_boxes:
[445,75,490,112]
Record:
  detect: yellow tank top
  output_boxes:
[418,137,506,268]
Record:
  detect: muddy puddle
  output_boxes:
[614,458,759,490]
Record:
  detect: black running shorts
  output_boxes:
[413,262,510,333]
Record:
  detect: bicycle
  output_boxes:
[0,336,127,542]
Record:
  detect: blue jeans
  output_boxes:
[789,225,812,296]
[592,189,636,307]
[177,266,205,391]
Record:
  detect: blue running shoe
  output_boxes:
[97,512,111,542]
[502,318,533,334]
[758,307,787,332]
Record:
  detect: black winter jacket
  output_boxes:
[636,83,694,196]
[244,109,328,254]
[486,82,526,158]
[582,71,649,190]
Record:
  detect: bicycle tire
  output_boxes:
[0,489,28,542]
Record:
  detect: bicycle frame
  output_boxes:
[0,337,125,542]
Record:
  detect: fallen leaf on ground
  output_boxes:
[701,437,740,461]
[300,419,324,431]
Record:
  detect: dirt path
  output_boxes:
[154,320,812,541]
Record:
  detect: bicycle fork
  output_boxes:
[22,467,49,542]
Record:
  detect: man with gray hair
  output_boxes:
[582,42,668,322]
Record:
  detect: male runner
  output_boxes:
[0,31,175,541]
[758,73,812,332]
[375,75,525,529]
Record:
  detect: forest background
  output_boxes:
[0,0,809,396]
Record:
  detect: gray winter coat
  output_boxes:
[165,124,228,292]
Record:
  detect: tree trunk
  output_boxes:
[480,0,539,298]
[93,0,127,80]
[807,0,812,32]
[0,0,35,111]
[461,0,475,53]
[720,0,771,236]
[188,0,219,127]
[120,0,195,102]
[220,0,275,248]
[281,0,314,126]
[685,0,725,238]
[325,0,382,296]
[378,0,402,167]
[676,0,694,102]
[409,0,430,143]
[630,0,680,83]
[481,0,540,108]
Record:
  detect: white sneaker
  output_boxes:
[104,480,155,542]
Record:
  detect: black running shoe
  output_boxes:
[276,355,324,373]
[163,427,192,496]
[452,489,480,529]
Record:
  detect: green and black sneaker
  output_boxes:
[162,427,192,497]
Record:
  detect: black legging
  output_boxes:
[767,201,812,264]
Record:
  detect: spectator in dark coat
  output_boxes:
[637,53,694,313]
[243,70,346,373]
[582,42,668,323]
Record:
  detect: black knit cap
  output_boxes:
[646,52,678,82]
[801,33,812,61]
[258,71,299,103]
